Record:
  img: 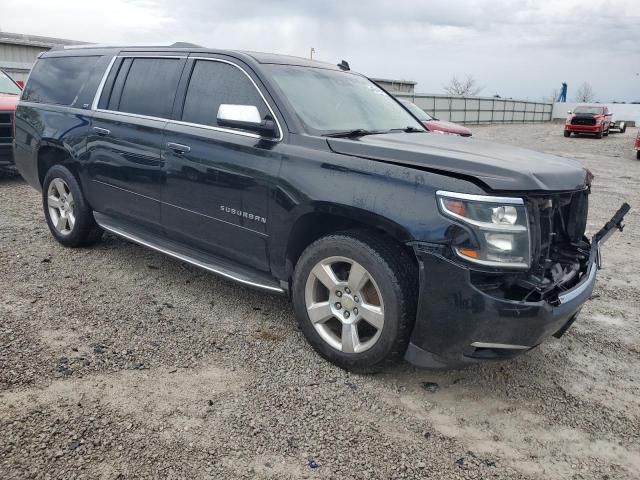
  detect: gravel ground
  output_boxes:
[1,123,638,480]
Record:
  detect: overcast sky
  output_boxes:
[3,0,639,101]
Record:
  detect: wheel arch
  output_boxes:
[278,203,416,281]
[36,142,78,186]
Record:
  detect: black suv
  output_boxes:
[14,46,629,369]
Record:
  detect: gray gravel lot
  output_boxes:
[1,123,639,479]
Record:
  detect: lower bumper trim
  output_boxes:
[470,341,530,350]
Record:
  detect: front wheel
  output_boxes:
[636,151,640,160]
[564,130,571,137]
[42,165,103,247]
[292,231,417,369]
[595,129,603,139]
[620,123,627,133]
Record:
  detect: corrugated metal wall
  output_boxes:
[395,93,553,124]
[0,42,50,82]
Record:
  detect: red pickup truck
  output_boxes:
[564,105,612,139]
[635,130,640,160]
[0,70,22,172]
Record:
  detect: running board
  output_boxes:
[93,212,285,294]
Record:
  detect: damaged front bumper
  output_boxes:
[405,202,630,368]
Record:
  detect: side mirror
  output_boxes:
[16,80,24,90]
[605,112,613,117]
[217,104,277,138]
[567,110,572,114]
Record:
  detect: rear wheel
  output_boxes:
[42,165,102,247]
[292,231,417,369]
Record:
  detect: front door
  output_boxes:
[86,55,186,228]
[161,57,283,272]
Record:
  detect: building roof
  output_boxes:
[0,31,88,48]
[370,77,417,85]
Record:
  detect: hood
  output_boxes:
[327,132,587,192]
[0,93,19,111]
[423,119,472,136]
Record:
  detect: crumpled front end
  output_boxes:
[405,187,629,368]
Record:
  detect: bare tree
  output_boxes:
[574,82,596,103]
[443,74,483,96]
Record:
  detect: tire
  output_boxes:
[563,130,571,137]
[595,129,603,139]
[42,165,102,247]
[636,151,640,160]
[604,127,609,137]
[620,123,626,133]
[292,230,418,370]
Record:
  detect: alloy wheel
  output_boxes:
[47,178,76,235]
[304,256,385,353]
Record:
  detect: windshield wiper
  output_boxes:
[322,129,386,138]
[389,126,425,133]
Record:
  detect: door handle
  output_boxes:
[167,142,191,154]
[93,127,111,136]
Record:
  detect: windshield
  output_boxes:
[266,65,424,135]
[400,100,434,122]
[574,106,604,115]
[0,71,21,95]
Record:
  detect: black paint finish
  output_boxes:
[13,46,602,367]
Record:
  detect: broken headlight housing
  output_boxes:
[436,191,530,269]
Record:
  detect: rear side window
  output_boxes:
[181,60,269,128]
[110,58,182,118]
[22,56,100,106]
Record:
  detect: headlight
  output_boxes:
[436,191,530,269]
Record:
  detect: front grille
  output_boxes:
[0,111,12,144]
[571,116,596,126]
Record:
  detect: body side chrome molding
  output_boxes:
[94,215,284,293]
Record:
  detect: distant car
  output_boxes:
[564,105,612,139]
[400,99,472,137]
[608,113,627,134]
[635,130,640,160]
[0,69,21,172]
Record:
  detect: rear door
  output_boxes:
[161,56,283,272]
[86,54,186,228]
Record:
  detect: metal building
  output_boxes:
[0,31,87,82]
[370,78,417,94]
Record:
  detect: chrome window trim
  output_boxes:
[91,54,283,142]
[436,190,524,205]
[90,55,117,110]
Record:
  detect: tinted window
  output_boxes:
[22,56,100,106]
[115,58,182,118]
[181,60,269,129]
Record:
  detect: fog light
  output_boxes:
[485,233,514,252]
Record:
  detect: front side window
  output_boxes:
[0,70,21,95]
[181,60,270,129]
[266,65,424,135]
[22,56,100,106]
[400,100,434,122]
[113,58,183,118]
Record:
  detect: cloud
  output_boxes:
[2,0,639,101]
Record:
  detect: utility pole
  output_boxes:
[310,47,315,60]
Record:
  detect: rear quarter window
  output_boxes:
[22,56,101,106]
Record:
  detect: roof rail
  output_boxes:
[60,41,202,50]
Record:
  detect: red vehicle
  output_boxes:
[564,105,612,139]
[400,99,472,137]
[0,69,22,172]
[635,130,640,160]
